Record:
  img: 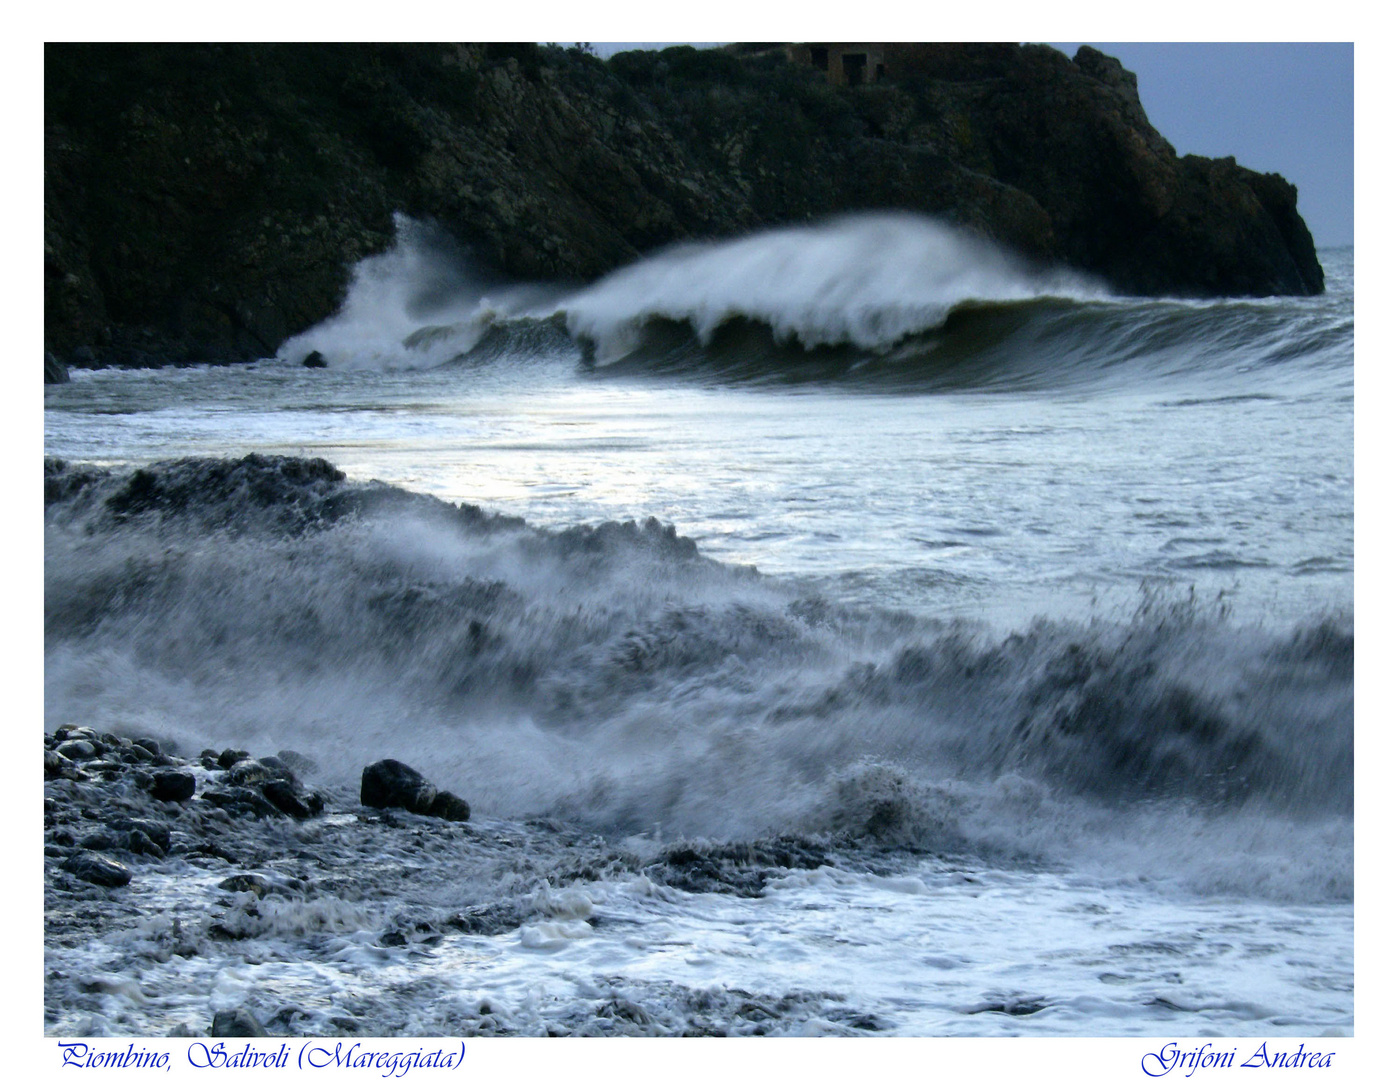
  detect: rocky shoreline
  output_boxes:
[44,723,902,1037]
[45,43,1323,377]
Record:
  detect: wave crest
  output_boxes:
[564,213,1104,362]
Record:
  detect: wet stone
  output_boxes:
[62,850,132,887]
[262,779,314,819]
[227,759,273,786]
[219,874,270,897]
[217,748,250,770]
[122,829,165,858]
[57,740,98,761]
[200,788,281,818]
[428,791,471,822]
[361,759,437,814]
[257,756,298,782]
[113,817,171,852]
[211,1008,268,1037]
[151,770,196,802]
[46,751,79,779]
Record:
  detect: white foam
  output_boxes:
[276,214,560,370]
[563,213,1104,361]
[277,212,1105,370]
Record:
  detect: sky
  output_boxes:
[1052,43,1353,247]
[590,42,1354,248]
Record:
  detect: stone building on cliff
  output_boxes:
[786,43,887,85]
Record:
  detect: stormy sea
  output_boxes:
[43,214,1353,1037]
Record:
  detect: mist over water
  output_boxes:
[45,454,1352,901]
[45,217,1353,1036]
[281,214,1110,370]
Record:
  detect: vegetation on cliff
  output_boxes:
[44,42,1324,368]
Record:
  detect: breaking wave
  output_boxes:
[276,214,1351,393]
[46,455,1353,900]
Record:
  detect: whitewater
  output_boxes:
[44,215,1353,1037]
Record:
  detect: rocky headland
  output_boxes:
[45,42,1323,379]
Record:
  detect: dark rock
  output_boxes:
[256,756,298,783]
[45,352,70,384]
[78,826,163,858]
[199,788,281,818]
[62,850,131,887]
[360,759,437,814]
[301,350,327,368]
[132,737,163,756]
[57,740,97,761]
[45,751,80,780]
[112,817,171,852]
[211,1008,268,1038]
[645,838,831,897]
[445,901,530,936]
[43,43,1323,377]
[217,748,250,770]
[124,743,155,763]
[427,791,470,822]
[262,779,315,819]
[151,770,196,802]
[218,873,270,897]
[226,759,273,786]
[120,829,165,858]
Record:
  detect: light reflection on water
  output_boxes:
[46,351,1351,628]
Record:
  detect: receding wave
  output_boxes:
[275,214,1350,392]
[46,455,1352,900]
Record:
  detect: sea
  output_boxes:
[43,214,1354,1037]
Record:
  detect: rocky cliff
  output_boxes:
[44,42,1324,371]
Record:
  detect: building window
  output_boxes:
[810,46,829,71]
[842,52,867,85]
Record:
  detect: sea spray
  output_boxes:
[45,455,1352,900]
[564,212,1104,360]
[277,214,568,370]
[274,214,1349,390]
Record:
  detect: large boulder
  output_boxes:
[360,759,438,814]
[360,759,470,821]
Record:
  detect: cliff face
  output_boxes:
[44,42,1324,368]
